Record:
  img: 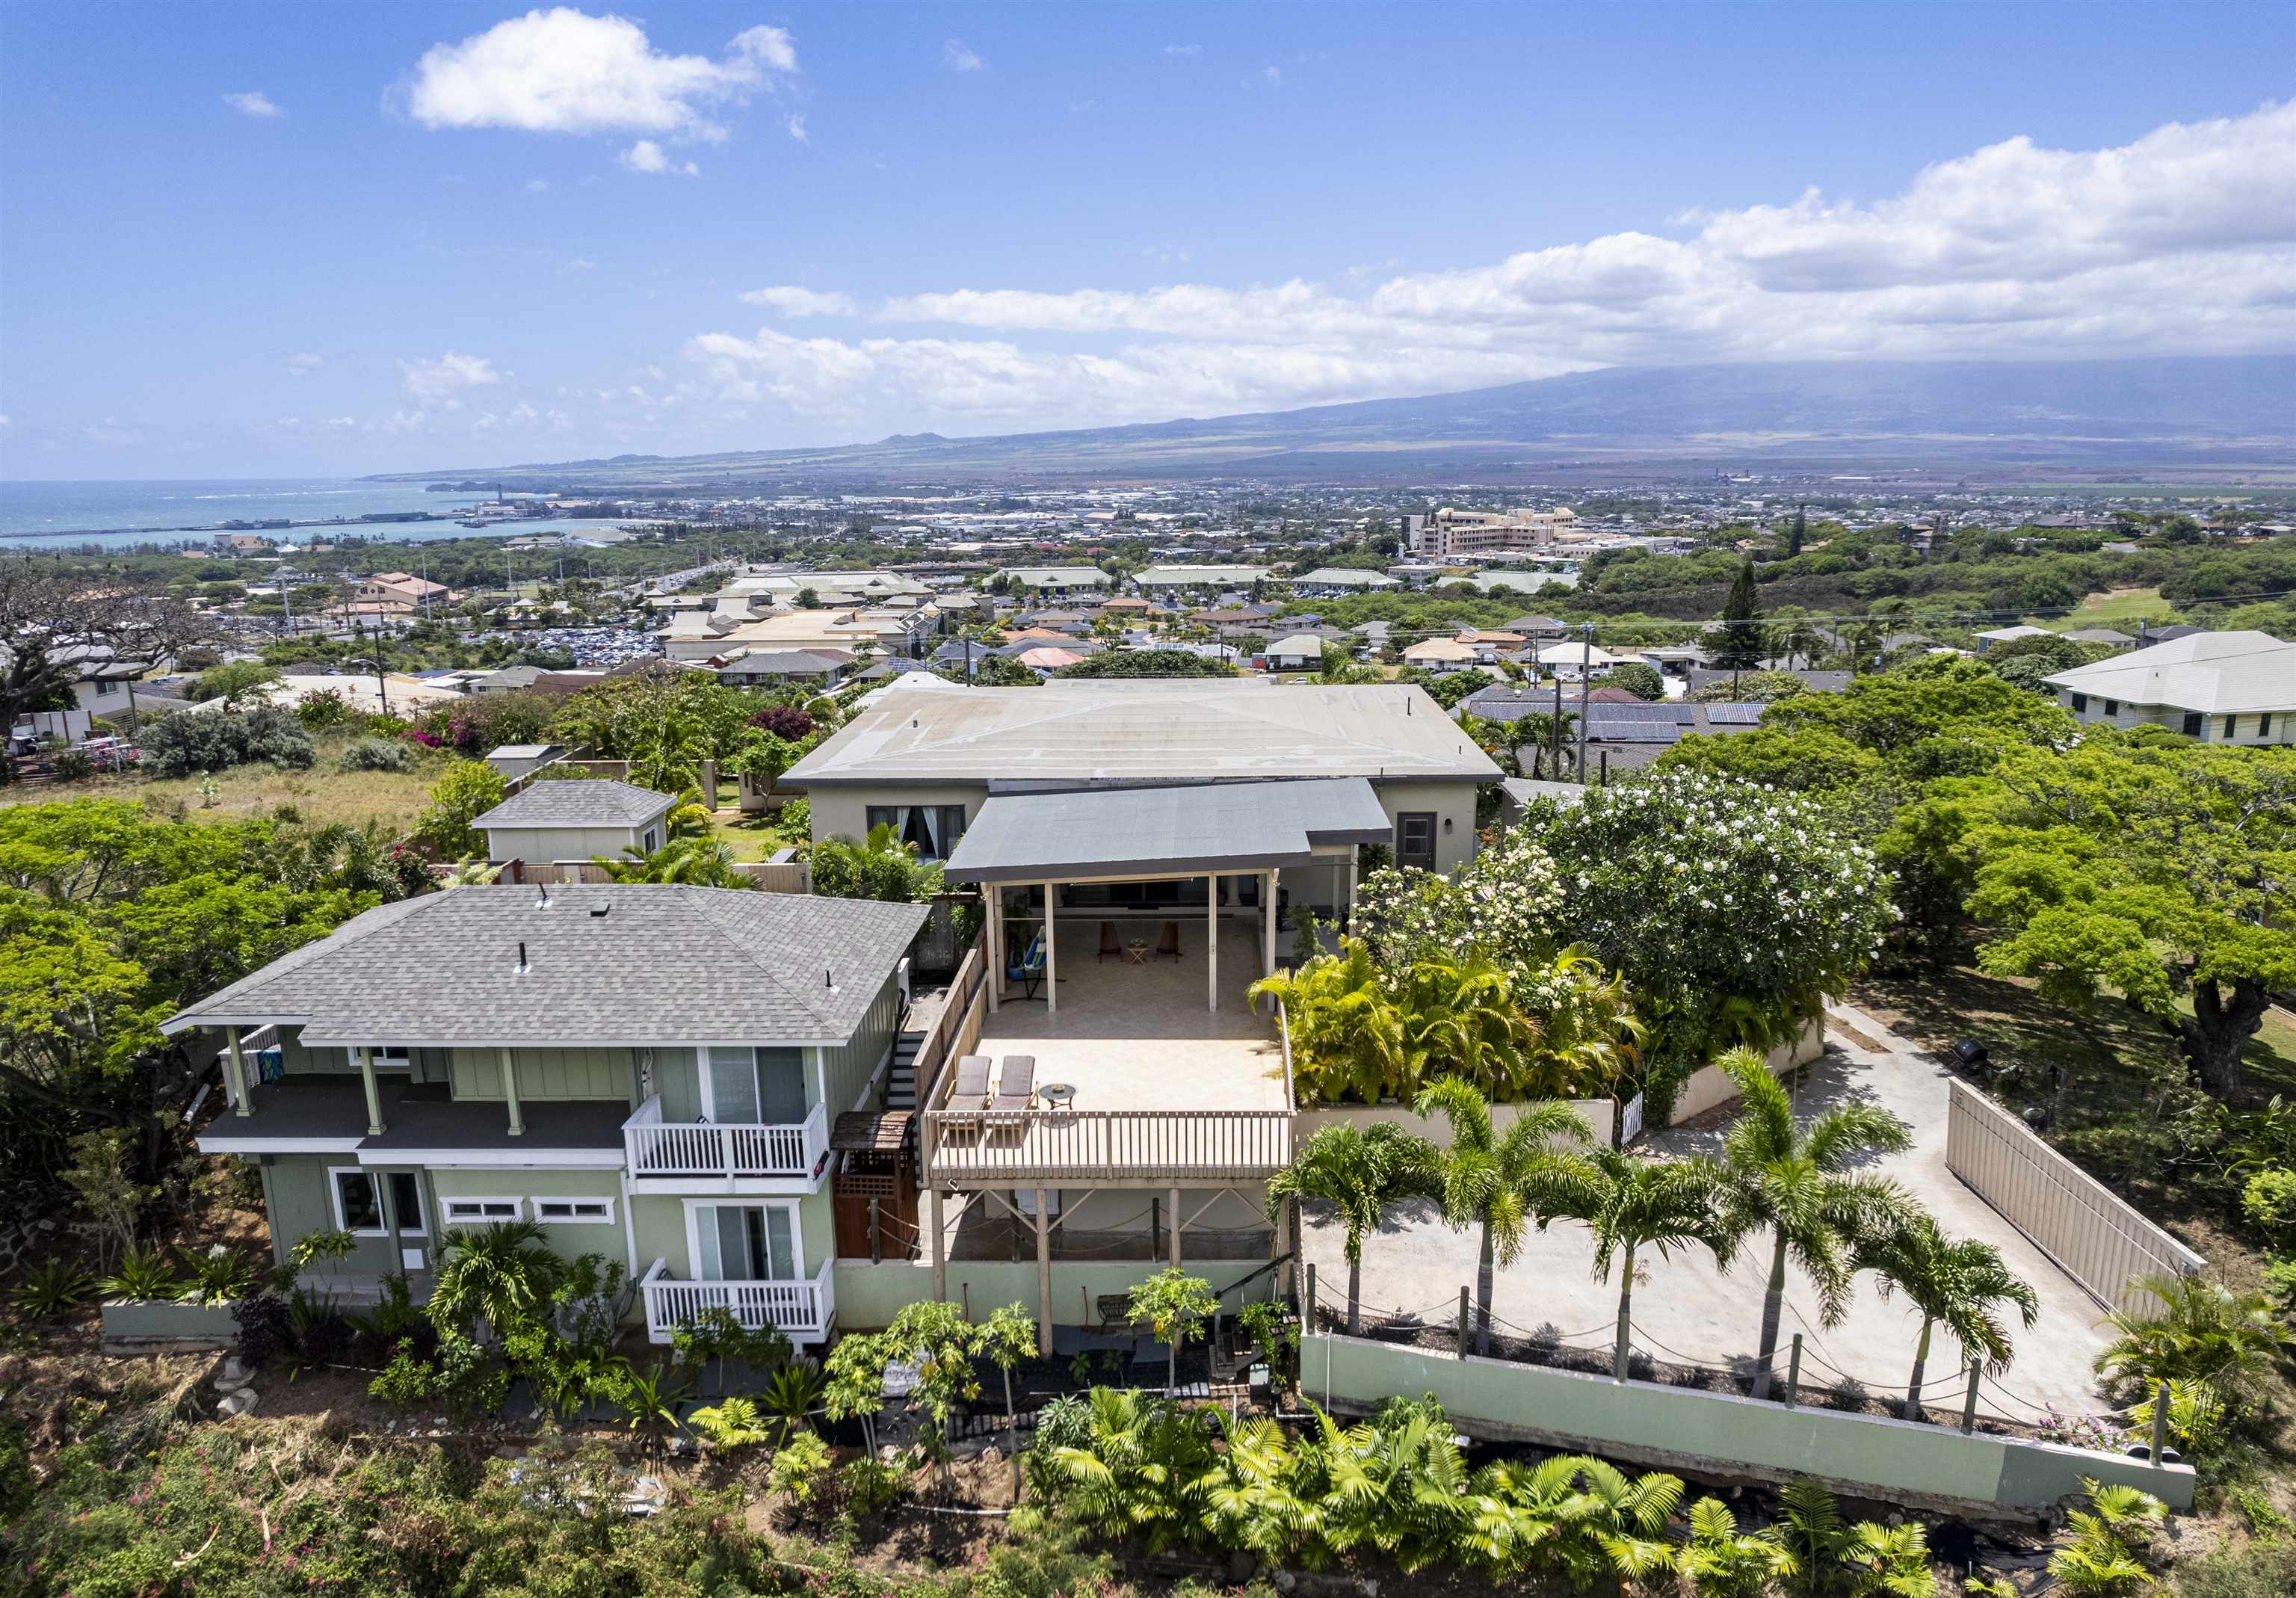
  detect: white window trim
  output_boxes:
[327,1164,388,1236]
[441,1196,526,1225]
[384,1171,428,1237]
[680,1197,804,1282]
[532,1195,617,1225]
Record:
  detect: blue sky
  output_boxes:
[2,2,2291,478]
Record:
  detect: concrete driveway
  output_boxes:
[1297,1004,2117,1424]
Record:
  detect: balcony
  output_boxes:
[623,1097,830,1186]
[639,1257,835,1345]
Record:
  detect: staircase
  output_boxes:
[886,1027,928,1111]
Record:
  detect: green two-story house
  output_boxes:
[167,883,926,1345]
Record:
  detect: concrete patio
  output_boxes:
[1299,1005,2120,1423]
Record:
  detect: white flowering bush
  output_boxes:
[1534,771,1897,1068]
[1352,829,1564,975]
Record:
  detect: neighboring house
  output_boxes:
[474,779,678,868]
[1536,642,1618,682]
[357,572,457,610]
[1262,632,1328,671]
[1456,628,1527,663]
[2041,629,2296,745]
[2061,628,2136,649]
[999,567,1110,597]
[1682,666,1852,697]
[484,744,567,783]
[1131,564,1274,598]
[1013,645,1084,673]
[707,648,858,689]
[783,676,1498,892]
[1290,567,1401,597]
[1401,638,1478,669]
[1973,625,2055,654]
[170,886,927,1345]
[661,607,925,664]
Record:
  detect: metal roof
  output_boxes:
[475,779,676,830]
[784,681,1500,786]
[942,777,1394,884]
[161,884,928,1046]
[2041,631,2296,715]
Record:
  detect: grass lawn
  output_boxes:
[2,734,447,833]
[2034,585,2184,634]
[706,807,801,861]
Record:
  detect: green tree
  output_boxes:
[1248,939,1413,1105]
[979,1302,1037,1499]
[1605,661,1665,701]
[808,822,945,902]
[1544,1145,1734,1379]
[2093,1273,2288,1401]
[1714,559,1765,671]
[1413,1077,1590,1356]
[1787,508,1806,559]
[1128,1266,1219,1394]
[1265,1121,1434,1333]
[191,659,282,709]
[1714,1048,1916,1401]
[1854,1215,2038,1420]
[414,759,507,858]
[593,836,752,888]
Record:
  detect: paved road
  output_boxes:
[1297,1005,2117,1423]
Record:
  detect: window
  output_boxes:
[443,1197,523,1224]
[371,1046,412,1070]
[534,1197,615,1224]
[864,804,968,860]
[641,827,660,853]
[2102,700,2118,717]
[2069,693,2088,715]
[705,1046,809,1125]
[330,1167,383,1234]
[2224,715,2239,739]
[2182,712,2204,737]
[2262,714,2274,738]
[1395,812,1437,872]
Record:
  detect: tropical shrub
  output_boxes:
[413,758,507,858]
[768,1431,833,1508]
[141,706,315,777]
[809,822,945,902]
[337,735,415,772]
[179,1242,257,1305]
[99,1245,185,1302]
[10,1259,93,1319]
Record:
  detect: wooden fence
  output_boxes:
[1944,1079,2204,1315]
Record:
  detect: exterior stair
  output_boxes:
[886,1028,927,1110]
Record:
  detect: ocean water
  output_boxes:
[0,478,499,546]
[0,477,665,553]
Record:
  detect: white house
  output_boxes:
[473,780,678,869]
[2040,630,2295,745]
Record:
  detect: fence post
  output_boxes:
[1457,1287,1470,1360]
[1303,1263,1316,1332]
[2150,1380,2170,1462]
[869,1198,882,1264]
[1783,1334,1803,1410]
[1962,1358,1982,1435]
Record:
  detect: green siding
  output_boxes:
[449,1046,635,1102]
[430,1167,629,1267]
[653,1048,701,1120]
[818,975,900,1115]
[626,1189,835,1280]
[261,1155,413,1277]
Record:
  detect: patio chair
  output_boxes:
[987,1055,1036,1129]
[1006,928,1046,1000]
[1097,921,1122,962]
[940,1054,993,1135]
[1154,921,1181,961]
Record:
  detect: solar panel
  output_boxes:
[1586,721,1681,745]
[1576,702,1679,722]
[1701,703,1766,725]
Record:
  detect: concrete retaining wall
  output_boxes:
[101,1299,239,1348]
[1669,1018,1827,1126]
[1309,1332,2192,1518]
[1295,1098,1615,1150]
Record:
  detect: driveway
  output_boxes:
[1297,1003,2118,1423]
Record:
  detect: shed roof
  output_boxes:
[475,779,676,830]
[161,884,928,1046]
[942,777,1394,883]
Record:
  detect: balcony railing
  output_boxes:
[922,1107,1292,1184]
[623,1097,830,1182]
[639,1256,835,1344]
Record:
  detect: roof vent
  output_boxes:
[515,940,530,974]
[824,966,839,993]
[535,883,552,909]
[589,901,611,919]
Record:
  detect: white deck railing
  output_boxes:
[623,1097,830,1181]
[640,1256,836,1344]
[922,1106,1293,1184]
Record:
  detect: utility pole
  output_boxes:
[1574,622,1592,784]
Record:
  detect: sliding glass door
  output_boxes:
[694,1203,799,1282]
[705,1046,808,1126]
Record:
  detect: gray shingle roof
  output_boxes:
[162,884,928,1046]
[475,779,676,830]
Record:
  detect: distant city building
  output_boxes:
[1405,506,1581,558]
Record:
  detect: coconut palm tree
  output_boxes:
[1413,1077,1589,1356]
[1713,1047,1916,1401]
[1855,1215,2038,1420]
[1544,1146,1735,1379]
[1265,1121,1436,1333]
[593,836,750,888]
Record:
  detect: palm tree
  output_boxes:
[429,1218,567,1337]
[1266,1122,1436,1333]
[1250,940,1414,1105]
[1413,1076,1589,1356]
[2094,1273,2288,1399]
[593,836,749,887]
[1522,948,1645,1099]
[1856,1215,2038,1420]
[1400,954,1539,1098]
[1545,1146,1734,1379]
[1713,1047,1916,1400]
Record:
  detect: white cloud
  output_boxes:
[786,112,807,143]
[1163,45,1202,58]
[565,257,598,271]
[285,351,324,377]
[942,40,985,73]
[620,140,698,176]
[526,177,553,192]
[398,351,502,405]
[321,416,357,430]
[406,10,794,141]
[700,99,2295,434]
[739,286,860,317]
[223,90,283,119]
[1262,67,1283,87]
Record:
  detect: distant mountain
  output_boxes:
[371,356,2296,488]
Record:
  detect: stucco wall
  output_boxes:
[1667,1019,1827,1126]
[803,783,991,850]
[1374,780,1480,873]
[1312,1333,2193,1515]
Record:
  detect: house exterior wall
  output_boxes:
[804,783,991,849]
[627,1188,834,1280]
[447,1046,637,1104]
[259,1155,411,1277]
[2055,690,2294,745]
[818,975,901,1114]
[1375,780,1481,873]
[428,1167,628,1264]
[481,821,654,863]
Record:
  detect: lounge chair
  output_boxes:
[1097,921,1122,962]
[1005,928,1046,1000]
[1154,921,1181,961]
[940,1055,993,1134]
[987,1055,1036,1128]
